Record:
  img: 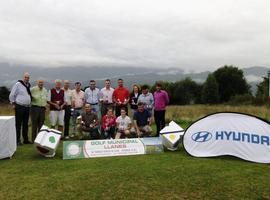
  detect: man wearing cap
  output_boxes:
[9,72,32,145]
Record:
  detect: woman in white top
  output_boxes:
[115,108,132,139]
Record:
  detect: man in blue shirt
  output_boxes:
[132,102,152,137]
[9,72,32,145]
[84,80,100,118]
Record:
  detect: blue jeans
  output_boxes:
[72,108,83,135]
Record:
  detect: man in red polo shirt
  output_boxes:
[113,79,130,117]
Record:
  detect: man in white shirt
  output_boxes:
[63,80,72,139]
[9,72,32,145]
[100,79,114,117]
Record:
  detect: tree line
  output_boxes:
[0,65,269,105]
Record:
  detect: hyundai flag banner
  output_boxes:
[183,112,270,163]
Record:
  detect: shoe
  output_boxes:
[64,136,69,140]
[17,142,23,146]
[24,141,33,144]
[71,134,75,138]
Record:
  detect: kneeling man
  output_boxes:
[77,104,99,140]
[132,102,152,137]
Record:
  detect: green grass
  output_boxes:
[1,104,270,199]
[1,144,270,200]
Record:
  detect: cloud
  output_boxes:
[0,0,269,71]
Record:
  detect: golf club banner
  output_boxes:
[63,137,163,159]
[183,112,270,163]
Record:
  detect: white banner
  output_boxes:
[83,139,145,158]
[63,137,164,159]
[183,112,270,163]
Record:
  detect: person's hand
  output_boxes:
[55,104,60,110]
[137,130,142,137]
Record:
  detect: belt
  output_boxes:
[102,103,113,105]
[32,105,46,109]
[15,103,30,107]
[74,107,83,110]
[88,103,98,105]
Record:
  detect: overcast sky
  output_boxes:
[0,0,269,72]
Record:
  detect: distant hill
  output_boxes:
[0,63,269,94]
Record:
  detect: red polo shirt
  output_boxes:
[113,87,130,104]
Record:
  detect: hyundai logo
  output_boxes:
[192,131,212,142]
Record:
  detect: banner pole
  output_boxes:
[268,71,270,99]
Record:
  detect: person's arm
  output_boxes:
[127,122,132,130]
[124,90,130,105]
[61,92,67,109]
[133,119,141,136]
[115,117,120,129]
[93,114,99,127]
[137,94,142,103]
[98,90,104,103]
[112,90,117,104]
[148,117,152,126]
[84,89,88,104]
[164,91,169,105]
[71,92,75,108]
[150,93,154,109]
[9,83,18,105]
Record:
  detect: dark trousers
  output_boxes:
[101,127,115,139]
[115,105,128,117]
[64,105,71,137]
[31,106,46,142]
[15,104,30,143]
[154,110,166,137]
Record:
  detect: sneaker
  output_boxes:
[71,134,75,138]
[64,136,69,140]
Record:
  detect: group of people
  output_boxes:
[9,72,169,145]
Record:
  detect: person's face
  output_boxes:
[64,81,69,89]
[118,80,124,87]
[37,80,44,89]
[138,105,144,112]
[120,110,126,117]
[105,81,110,88]
[85,105,91,113]
[133,86,139,93]
[24,73,30,83]
[90,81,96,90]
[156,85,161,91]
[107,109,113,116]
[75,84,81,91]
[142,88,148,94]
[55,82,61,89]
